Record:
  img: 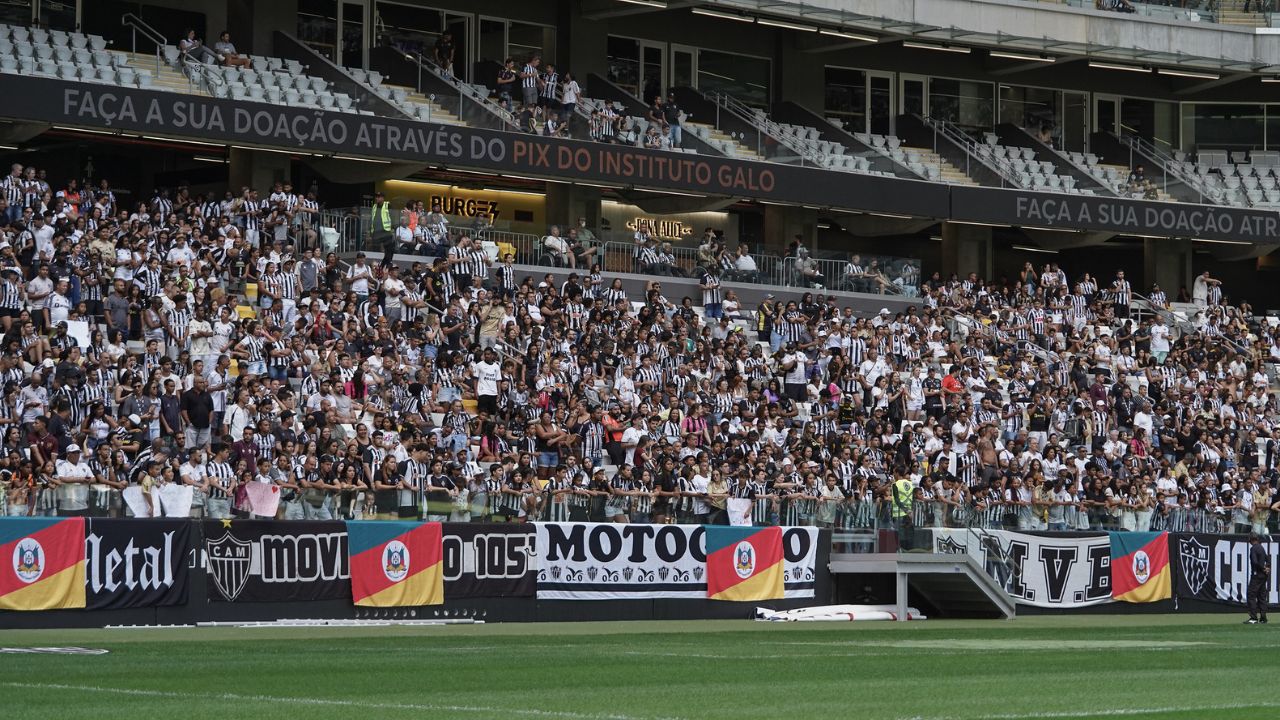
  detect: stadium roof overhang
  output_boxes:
[601,0,1280,75]
[4,73,1277,245]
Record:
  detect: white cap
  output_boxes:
[879,308,890,314]
[128,413,143,425]
[65,444,81,453]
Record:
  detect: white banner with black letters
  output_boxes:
[534,523,817,600]
[929,529,1113,608]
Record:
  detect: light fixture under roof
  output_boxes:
[819,28,878,43]
[1089,61,1149,73]
[756,17,818,32]
[902,41,970,54]
[691,8,753,22]
[616,0,666,8]
[990,51,1055,63]
[1158,68,1219,80]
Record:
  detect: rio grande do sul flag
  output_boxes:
[347,521,444,607]
[0,517,87,611]
[705,526,784,602]
[1110,531,1171,603]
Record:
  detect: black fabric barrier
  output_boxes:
[0,520,829,628]
[0,75,945,218]
[1171,533,1280,608]
[85,518,191,610]
[0,75,1274,242]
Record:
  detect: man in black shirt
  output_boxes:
[434,31,455,79]
[663,92,683,147]
[1246,533,1271,624]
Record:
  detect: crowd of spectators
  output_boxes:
[1,159,1279,538]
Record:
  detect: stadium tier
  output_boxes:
[0,1,1279,640]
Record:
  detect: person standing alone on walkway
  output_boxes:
[1246,533,1270,624]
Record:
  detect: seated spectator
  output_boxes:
[1098,0,1136,12]
[213,32,251,69]
[644,125,662,149]
[542,225,572,268]
[179,29,218,65]
[731,244,759,283]
[638,237,669,276]
[618,118,640,146]
[794,247,824,288]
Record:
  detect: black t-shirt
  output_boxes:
[663,102,680,125]
[441,314,463,349]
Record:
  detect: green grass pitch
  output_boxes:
[0,614,1273,720]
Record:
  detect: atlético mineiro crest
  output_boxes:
[734,541,756,579]
[12,539,44,584]
[1179,537,1210,596]
[383,540,410,583]
[1132,550,1151,585]
[206,532,251,602]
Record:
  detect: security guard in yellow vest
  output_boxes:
[891,473,915,549]
[369,191,395,266]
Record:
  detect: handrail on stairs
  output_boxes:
[1120,133,1216,205]
[705,91,822,166]
[400,50,517,130]
[121,13,166,75]
[925,116,1019,189]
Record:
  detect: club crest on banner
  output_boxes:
[206,532,252,602]
[1179,537,1210,596]
[382,540,410,582]
[734,541,756,579]
[1132,550,1150,585]
[13,539,44,584]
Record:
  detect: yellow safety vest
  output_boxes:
[372,203,392,232]
[892,478,914,519]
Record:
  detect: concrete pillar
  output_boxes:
[228,148,291,195]
[762,204,817,256]
[940,222,993,280]
[1144,238,1192,299]
[545,184,602,231]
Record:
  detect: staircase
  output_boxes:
[1097,162,1175,202]
[1216,0,1267,27]
[380,82,465,126]
[124,51,189,92]
[908,147,979,186]
[684,121,763,160]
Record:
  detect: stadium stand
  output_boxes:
[0,2,1278,544]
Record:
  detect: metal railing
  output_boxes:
[706,91,823,167]
[121,12,165,75]
[399,51,517,131]
[181,53,225,94]
[1121,133,1220,205]
[926,116,1020,189]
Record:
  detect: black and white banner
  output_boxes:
[442,524,535,598]
[1172,533,1280,607]
[929,529,1113,608]
[85,519,192,610]
[534,523,818,600]
[203,520,350,603]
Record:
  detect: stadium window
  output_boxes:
[38,0,75,31]
[1120,98,1180,155]
[374,2,469,81]
[478,17,555,68]
[0,0,31,27]
[1268,107,1280,151]
[298,0,339,61]
[607,36,641,99]
[926,78,993,133]
[1181,103,1264,154]
[824,67,867,132]
[696,49,770,108]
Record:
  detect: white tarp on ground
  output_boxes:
[755,604,927,622]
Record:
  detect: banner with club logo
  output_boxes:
[534,523,817,600]
[1171,533,1280,607]
[203,520,351,603]
[929,529,1113,608]
[85,519,192,610]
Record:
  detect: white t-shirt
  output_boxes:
[1150,323,1170,352]
[621,427,641,465]
[783,353,807,384]
[472,360,501,397]
[690,473,711,514]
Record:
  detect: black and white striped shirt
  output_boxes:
[206,460,235,499]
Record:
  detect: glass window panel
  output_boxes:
[508,21,552,66]
[1268,106,1280,151]
[298,0,339,62]
[697,49,769,108]
[375,1,443,58]
[825,67,866,131]
[1181,103,1264,154]
[341,2,364,70]
[479,18,505,66]
[607,36,640,98]
[928,78,993,131]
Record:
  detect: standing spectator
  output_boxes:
[663,92,683,147]
[561,73,581,133]
[495,58,517,110]
[520,55,541,109]
[434,30,455,79]
[539,63,560,111]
